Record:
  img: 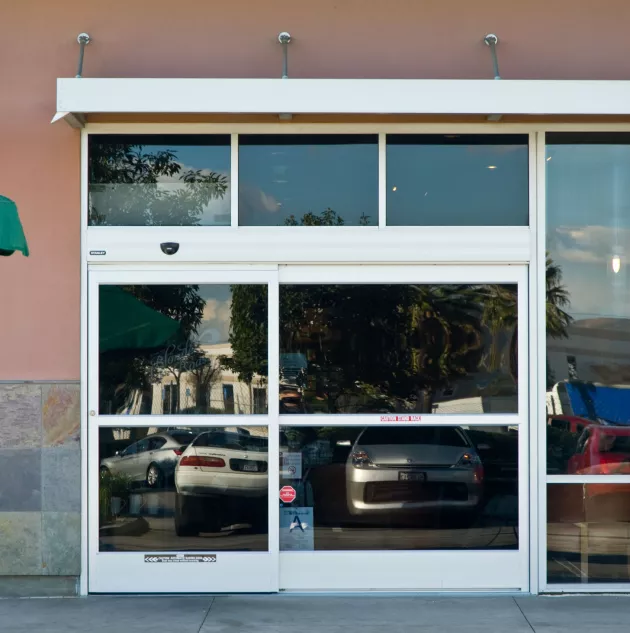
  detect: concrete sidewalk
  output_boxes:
[0,594,629,633]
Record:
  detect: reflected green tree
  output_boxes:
[89,140,228,226]
[284,208,371,226]
[189,357,222,413]
[219,285,269,413]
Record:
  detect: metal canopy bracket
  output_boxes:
[278,31,291,79]
[484,33,501,80]
[277,32,293,119]
[484,34,503,121]
[76,33,91,78]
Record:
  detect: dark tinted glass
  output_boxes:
[279,425,518,551]
[548,483,630,583]
[99,426,268,552]
[386,135,529,226]
[279,284,518,414]
[239,135,378,226]
[98,284,267,415]
[546,134,630,474]
[358,426,469,447]
[88,135,230,226]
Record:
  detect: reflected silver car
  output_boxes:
[346,426,484,521]
[100,430,197,488]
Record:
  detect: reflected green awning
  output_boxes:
[100,286,184,353]
[0,196,29,257]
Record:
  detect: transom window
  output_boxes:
[87,133,530,228]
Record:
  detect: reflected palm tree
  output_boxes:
[406,284,485,412]
[545,254,573,339]
[482,254,573,382]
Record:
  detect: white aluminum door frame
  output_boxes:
[87,267,280,593]
[277,264,530,592]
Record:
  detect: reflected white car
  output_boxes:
[174,430,269,536]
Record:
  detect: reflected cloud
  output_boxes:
[239,183,282,216]
[198,298,232,344]
[552,225,630,264]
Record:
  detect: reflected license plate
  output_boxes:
[242,463,258,472]
[398,471,426,482]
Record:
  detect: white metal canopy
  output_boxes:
[53,78,630,126]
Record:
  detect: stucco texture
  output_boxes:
[2,1,630,379]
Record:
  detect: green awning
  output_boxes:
[99,286,185,353]
[0,196,29,257]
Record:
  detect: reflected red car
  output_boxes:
[568,426,630,475]
[547,415,594,435]
[567,426,630,519]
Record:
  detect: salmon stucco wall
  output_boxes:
[2,0,630,379]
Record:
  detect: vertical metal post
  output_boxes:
[76,33,91,78]
[278,32,291,79]
[484,33,501,80]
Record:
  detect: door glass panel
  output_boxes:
[386,134,529,226]
[88,135,231,226]
[98,284,268,415]
[546,134,630,475]
[238,134,378,226]
[548,483,630,583]
[99,426,269,552]
[279,425,518,551]
[279,284,518,414]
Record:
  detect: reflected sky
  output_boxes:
[195,286,232,345]
[547,139,630,321]
[387,135,529,226]
[238,135,378,226]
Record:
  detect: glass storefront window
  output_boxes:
[386,134,529,226]
[98,284,268,415]
[238,135,378,226]
[546,134,630,475]
[279,284,518,414]
[279,425,518,551]
[548,483,630,583]
[88,135,231,226]
[99,426,269,552]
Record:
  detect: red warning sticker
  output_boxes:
[379,415,422,422]
[279,486,297,503]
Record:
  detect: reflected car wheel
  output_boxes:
[100,466,110,479]
[146,463,163,489]
[174,494,200,537]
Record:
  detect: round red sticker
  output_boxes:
[279,486,297,504]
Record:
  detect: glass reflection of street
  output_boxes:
[279,425,519,552]
[280,284,519,415]
[99,427,269,553]
[99,284,268,416]
[546,134,630,584]
[88,135,231,227]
